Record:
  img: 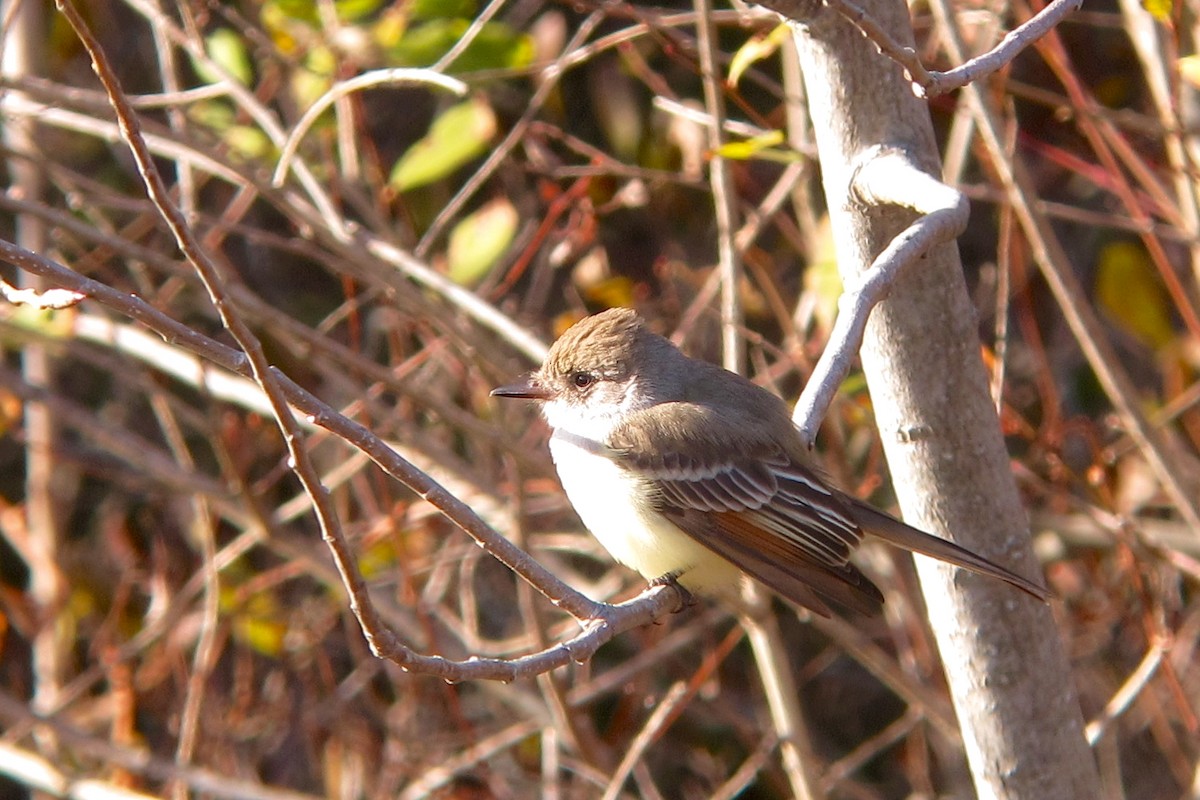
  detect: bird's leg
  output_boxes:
[649,572,697,608]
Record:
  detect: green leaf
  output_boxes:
[410,0,477,21]
[728,24,790,88]
[192,28,254,86]
[447,199,518,285]
[390,98,497,191]
[189,101,274,160]
[386,19,533,72]
[267,0,384,24]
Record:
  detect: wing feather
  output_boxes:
[612,417,878,611]
[605,400,1047,609]
[634,451,865,570]
[658,507,882,616]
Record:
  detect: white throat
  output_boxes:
[540,378,650,444]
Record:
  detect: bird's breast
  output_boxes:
[547,431,739,594]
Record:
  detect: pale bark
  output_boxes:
[787,4,1102,798]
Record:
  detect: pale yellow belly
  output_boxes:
[548,434,740,594]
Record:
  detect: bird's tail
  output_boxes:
[848,501,1050,601]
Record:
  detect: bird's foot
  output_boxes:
[649,572,696,609]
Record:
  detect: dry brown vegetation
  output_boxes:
[0,0,1197,798]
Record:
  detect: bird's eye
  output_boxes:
[571,371,595,389]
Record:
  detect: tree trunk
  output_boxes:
[788,5,1102,798]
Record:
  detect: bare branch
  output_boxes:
[914,0,1084,97]
[1085,638,1168,745]
[761,0,1083,98]
[0,693,322,800]
[272,69,467,188]
[0,234,691,681]
[792,147,968,442]
[0,280,83,309]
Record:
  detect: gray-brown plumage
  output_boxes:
[494,308,1048,616]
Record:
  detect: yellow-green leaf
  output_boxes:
[390,98,497,191]
[193,28,254,86]
[1095,241,1174,350]
[234,616,288,656]
[714,130,797,162]
[1144,0,1173,22]
[447,199,518,285]
[729,24,790,88]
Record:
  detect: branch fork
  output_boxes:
[794,146,969,443]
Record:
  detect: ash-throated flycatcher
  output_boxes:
[493,308,1047,615]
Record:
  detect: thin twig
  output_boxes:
[1085,638,1168,745]
[792,147,969,442]
[272,68,467,187]
[432,0,511,72]
[926,0,1200,536]
[741,600,820,800]
[599,683,690,800]
[915,0,1083,96]
[819,0,934,86]
[696,0,745,373]
[0,693,322,800]
[0,237,689,680]
[815,0,1083,97]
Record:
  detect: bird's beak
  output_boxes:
[491,375,551,401]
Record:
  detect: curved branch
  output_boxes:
[0,234,691,680]
[272,69,467,188]
[792,147,968,443]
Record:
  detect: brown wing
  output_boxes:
[660,505,883,616]
[609,400,1047,613]
[611,403,883,615]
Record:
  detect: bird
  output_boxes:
[492,307,1048,616]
